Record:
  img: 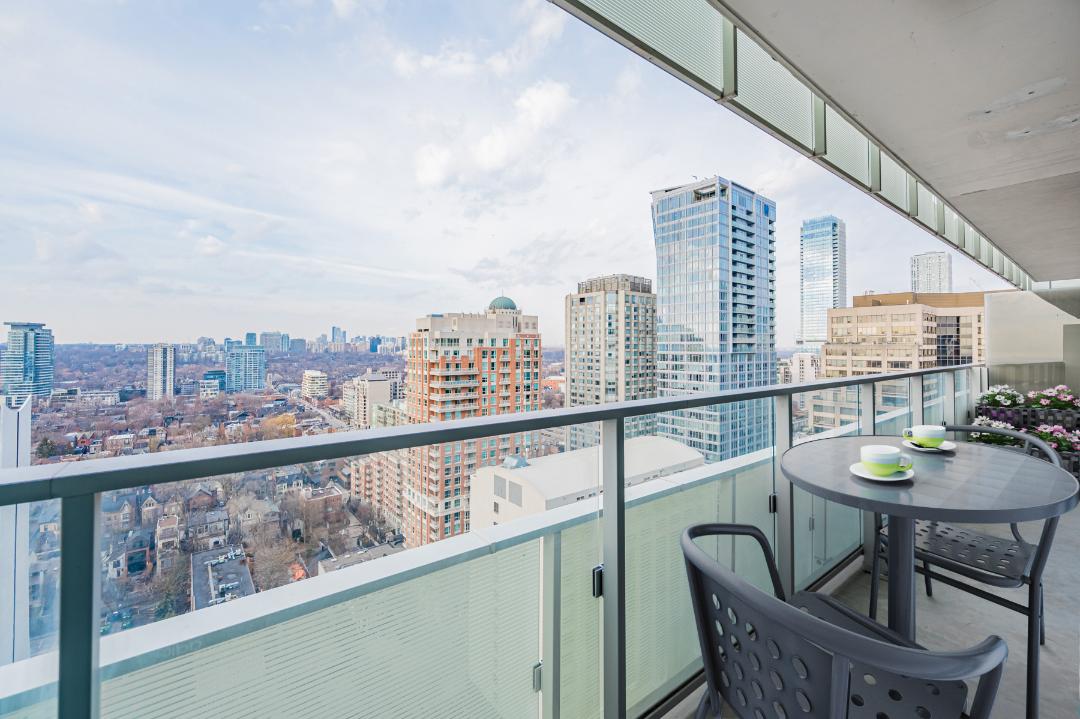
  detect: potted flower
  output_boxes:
[1020,424,1080,477]
[977,384,1080,430]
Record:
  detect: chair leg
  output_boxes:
[869,528,882,620]
[923,559,933,597]
[695,691,716,719]
[1039,583,1045,646]
[1027,582,1042,719]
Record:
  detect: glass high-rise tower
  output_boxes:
[650,177,776,462]
[798,215,847,350]
[1,322,54,407]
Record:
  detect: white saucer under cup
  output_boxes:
[849,462,915,483]
[902,439,957,453]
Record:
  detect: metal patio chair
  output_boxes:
[683,523,1006,719]
[869,424,1063,718]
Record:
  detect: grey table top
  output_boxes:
[780,436,1079,523]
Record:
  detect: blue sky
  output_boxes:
[0,0,1007,346]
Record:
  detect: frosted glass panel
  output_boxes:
[558,519,601,719]
[823,105,869,185]
[943,207,960,245]
[624,445,773,716]
[916,183,938,229]
[733,30,814,148]
[879,153,909,211]
[954,370,971,424]
[574,0,725,93]
[85,541,542,719]
[923,373,946,426]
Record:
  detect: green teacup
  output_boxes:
[903,425,946,448]
[860,445,913,476]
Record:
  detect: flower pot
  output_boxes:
[976,405,1080,431]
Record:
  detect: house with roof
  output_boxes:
[101,495,135,533]
[185,508,229,551]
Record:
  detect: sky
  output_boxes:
[0,0,1008,347]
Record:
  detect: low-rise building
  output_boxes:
[140,495,163,527]
[101,495,135,533]
[190,547,256,610]
[186,508,229,551]
[471,436,704,529]
[155,514,181,556]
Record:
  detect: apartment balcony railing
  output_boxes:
[0,365,985,719]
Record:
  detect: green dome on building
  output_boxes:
[488,296,518,311]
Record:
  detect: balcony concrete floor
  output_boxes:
[668,507,1080,718]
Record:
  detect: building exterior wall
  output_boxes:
[1,323,54,406]
[811,291,985,431]
[564,274,657,450]
[226,346,266,393]
[342,372,391,429]
[910,251,953,293]
[146,344,175,401]
[300,370,329,400]
[798,215,847,349]
[650,177,776,462]
[402,299,541,546]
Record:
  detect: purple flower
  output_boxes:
[1041,398,1051,406]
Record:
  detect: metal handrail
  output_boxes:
[0,364,978,506]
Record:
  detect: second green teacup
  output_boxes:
[860,445,913,476]
[903,425,946,448]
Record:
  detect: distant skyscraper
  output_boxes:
[226,346,266,393]
[146,344,176,401]
[910,251,953,293]
[259,331,287,354]
[798,215,847,350]
[300,370,329,400]
[288,338,307,354]
[403,297,541,545]
[331,326,347,344]
[1,323,54,406]
[650,177,776,461]
[564,274,657,449]
[245,332,257,346]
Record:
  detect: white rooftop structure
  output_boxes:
[471,436,704,528]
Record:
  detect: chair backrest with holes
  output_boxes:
[683,524,1005,719]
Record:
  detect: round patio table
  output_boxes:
[779,435,1079,641]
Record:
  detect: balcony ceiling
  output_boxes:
[714,0,1080,281]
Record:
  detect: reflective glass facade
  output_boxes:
[0,322,54,406]
[798,215,846,349]
[650,177,776,461]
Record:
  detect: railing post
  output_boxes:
[600,418,625,718]
[967,367,980,421]
[942,371,957,426]
[772,395,795,597]
[909,374,924,427]
[860,383,877,569]
[58,493,101,719]
[541,531,562,719]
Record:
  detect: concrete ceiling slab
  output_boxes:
[715,0,1080,280]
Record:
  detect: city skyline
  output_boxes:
[0,1,1009,347]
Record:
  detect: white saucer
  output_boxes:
[849,462,915,483]
[902,439,957,453]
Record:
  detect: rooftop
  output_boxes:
[189,546,256,611]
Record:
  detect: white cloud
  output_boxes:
[330,0,357,19]
[393,46,480,78]
[414,144,453,186]
[486,0,566,75]
[472,80,573,172]
[195,234,225,256]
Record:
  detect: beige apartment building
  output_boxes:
[341,370,391,429]
[809,292,985,433]
[564,274,657,449]
[402,297,542,546]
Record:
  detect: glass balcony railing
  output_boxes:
[0,364,985,719]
